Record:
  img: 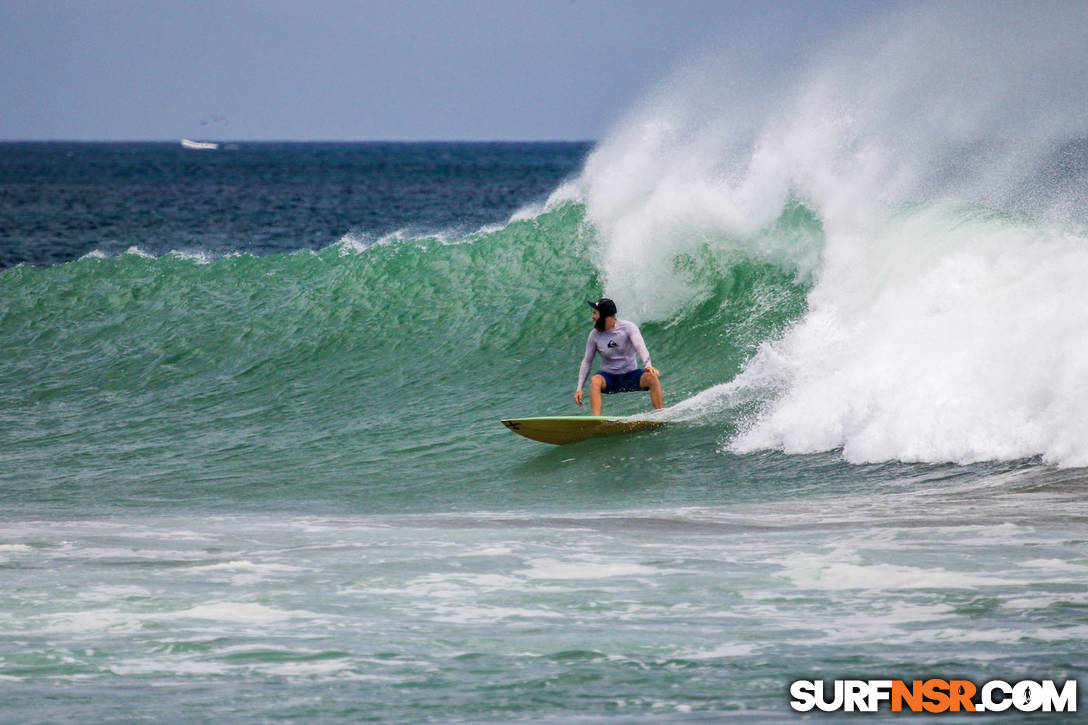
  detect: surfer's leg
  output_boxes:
[640,369,664,410]
[590,374,607,416]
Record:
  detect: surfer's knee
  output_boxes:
[591,374,607,393]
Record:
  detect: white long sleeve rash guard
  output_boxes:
[576,319,652,391]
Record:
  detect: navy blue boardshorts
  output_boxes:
[597,369,647,394]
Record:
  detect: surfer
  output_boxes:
[574,298,664,415]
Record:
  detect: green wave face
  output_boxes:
[0,201,814,512]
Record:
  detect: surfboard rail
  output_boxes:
[501,416,666,445]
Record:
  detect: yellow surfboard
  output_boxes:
[501,416,667,445]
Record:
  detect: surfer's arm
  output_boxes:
[629,324,652,369]
[576,335,596,392]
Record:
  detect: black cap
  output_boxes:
[587,297,617,317]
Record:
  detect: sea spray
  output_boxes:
[579,2,1088,464]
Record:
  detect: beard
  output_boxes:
[594,316,607,332]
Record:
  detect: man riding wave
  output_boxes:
[574,298,664,415]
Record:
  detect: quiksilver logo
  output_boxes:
[607,340,619,348]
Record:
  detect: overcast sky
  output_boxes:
[1,0,895,141]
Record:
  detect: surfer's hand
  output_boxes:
[574,390,584,406]
[645,366,660,377]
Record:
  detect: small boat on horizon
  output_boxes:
[180,139,219,150]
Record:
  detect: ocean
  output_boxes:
[3,9,1088,722]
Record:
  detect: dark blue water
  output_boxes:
[0,142,591,268]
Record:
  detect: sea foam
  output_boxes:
[579,3,1088,465]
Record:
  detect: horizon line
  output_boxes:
[0,137,599,145]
